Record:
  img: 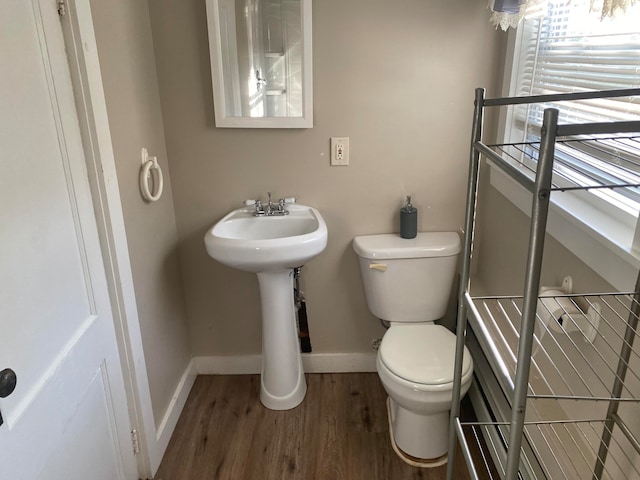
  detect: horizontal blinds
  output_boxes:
[512,0,640,208]
[516,0,640,124]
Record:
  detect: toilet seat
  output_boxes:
[379,324,472,389]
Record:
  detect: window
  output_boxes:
[516,1,640,105]
[496,0,640,289]
[508,0,640,219]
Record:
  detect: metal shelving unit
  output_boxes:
[447,88,640,480]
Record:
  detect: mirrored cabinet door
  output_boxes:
[205,0,313,128]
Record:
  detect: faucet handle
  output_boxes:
[267,192,273,205]
[277,198,290,215]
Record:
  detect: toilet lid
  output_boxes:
[379,324,472,385]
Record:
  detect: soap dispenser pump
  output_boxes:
[400,195,417,239]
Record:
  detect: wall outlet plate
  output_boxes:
[330,137,349,166]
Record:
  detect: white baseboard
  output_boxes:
[302,352,377,373]
[194,354,262,374]
[155,359,198,456]
[194,352,378,375]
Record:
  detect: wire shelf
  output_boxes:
[485,134,640,194]
[457,417,640,480]
[466,292,640,403]
[448,88,640,480]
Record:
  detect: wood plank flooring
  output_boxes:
[154,373,479,480]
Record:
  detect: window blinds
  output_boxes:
[512,0,640,210]
[517,0,640,124]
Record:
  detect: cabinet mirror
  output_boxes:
[205,0,313,128]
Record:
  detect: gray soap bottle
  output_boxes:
[400,195,417,239]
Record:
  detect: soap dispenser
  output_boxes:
[400,195,417,239]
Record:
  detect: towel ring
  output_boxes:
[140,151,163,202]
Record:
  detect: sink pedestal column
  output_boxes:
[256,269,306,410]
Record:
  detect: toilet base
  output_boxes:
[386,398,449,468]
[386,397,449,468]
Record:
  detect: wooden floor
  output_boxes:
[154,373,478,480]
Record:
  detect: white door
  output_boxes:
[0,1,137,479]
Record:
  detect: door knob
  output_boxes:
[0,368,16,427]
[0,369,16,398]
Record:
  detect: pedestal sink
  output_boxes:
[204,202,327,410]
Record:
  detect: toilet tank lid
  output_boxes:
[352,232,461,260]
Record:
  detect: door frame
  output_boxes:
[60,0,160,476]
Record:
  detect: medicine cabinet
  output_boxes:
[205,0,313,128]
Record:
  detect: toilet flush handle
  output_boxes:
[369,263,387,272]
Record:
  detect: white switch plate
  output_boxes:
[330,137,349,166]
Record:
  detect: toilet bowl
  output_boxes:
[377,324,473,462]
[352,232,473,466]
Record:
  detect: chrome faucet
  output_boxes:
[266,192,273,214]
[252,192,290,216]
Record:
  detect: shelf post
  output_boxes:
[593,272,640,480]
[503,107,558,480]
[446,87,485,480]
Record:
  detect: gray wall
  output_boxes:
[90,0,192,428]
[148,0,505,358]
[474,175,614,295]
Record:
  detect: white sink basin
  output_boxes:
[204,202,328,410]
[205,203,328,272]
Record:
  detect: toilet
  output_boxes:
[352,232,473,466]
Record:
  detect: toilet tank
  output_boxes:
[352,232,461,323]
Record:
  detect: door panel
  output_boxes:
[42,365,123,480]
[0,1,136,478]
[1,0,92,426]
